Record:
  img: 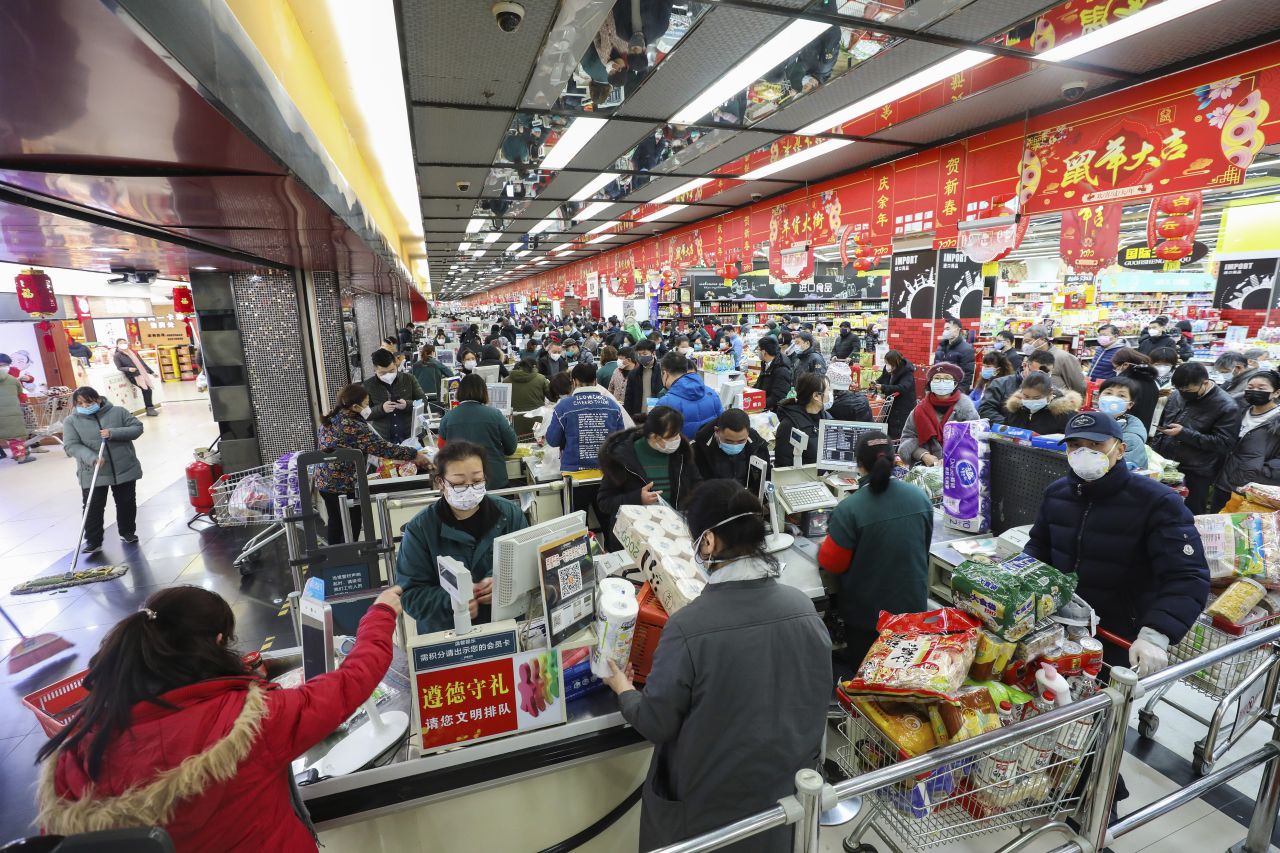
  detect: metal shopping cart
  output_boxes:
[22,387,74,449]
[832,689,1107,853]
[1118,610,1280,775]
[208,464,290,573]
[869,392,896,426]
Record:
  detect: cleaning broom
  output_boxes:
[2,604,72,673]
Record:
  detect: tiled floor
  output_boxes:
[1,401,1278,849]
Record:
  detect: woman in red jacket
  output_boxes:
[36,583,401,851]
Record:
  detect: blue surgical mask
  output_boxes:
[993,340,1006,351]
[718,439,747,456]
[980,366,997,380]
[1097,396,1127,416]
[76,404,100,415]
[1022,397,1049,413]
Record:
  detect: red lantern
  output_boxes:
[15,268,57,318]
[854,244,875,260]
[172,285,194,314]
[1157,193,1198,215]
[853,257,874,272]
[1157,215,1194,239]
[1154,239,1194,261]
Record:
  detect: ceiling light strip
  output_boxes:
[739,139,851,181]
[637,205,688,223]
[575,201,615,222]
[649,177,713,206]
[539,117,608,171]
[1037,0,1228,62]
[570,172,620,201]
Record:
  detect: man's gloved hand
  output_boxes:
[1129,627,1170,676]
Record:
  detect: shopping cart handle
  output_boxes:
[1096,628,1132,649]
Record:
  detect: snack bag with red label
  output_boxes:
[841,609,981,702]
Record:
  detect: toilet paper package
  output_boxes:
[591,580,640,678]
[942,419,990,534]
[614,505,686,561]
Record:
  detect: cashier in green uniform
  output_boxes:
[818,431,934,667]
[396,439,528,633]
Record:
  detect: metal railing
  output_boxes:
[651,623,1280,853]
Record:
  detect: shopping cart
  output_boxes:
[833,689,1106,853]
[22,387,74,449]
[208,464,289,572]
[870,392,896,426]
[1118,609,1280,775]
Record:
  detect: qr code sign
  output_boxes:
[558,564,583,598]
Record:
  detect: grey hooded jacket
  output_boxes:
[63,400,144,488]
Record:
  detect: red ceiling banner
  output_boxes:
[1060,203,1123,273]
[869,165,895,240]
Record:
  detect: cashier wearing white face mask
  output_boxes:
[601,479,830,853]
[396,440,529,634]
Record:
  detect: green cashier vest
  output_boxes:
[825,477,935,632]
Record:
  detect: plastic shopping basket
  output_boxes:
[23,669,88,737]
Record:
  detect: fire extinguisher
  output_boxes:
[186,458,219,512]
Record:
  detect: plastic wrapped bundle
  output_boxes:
[942,418,990,533]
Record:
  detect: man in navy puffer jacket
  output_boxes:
[657,352,723,440]
[1024,412,1208,676]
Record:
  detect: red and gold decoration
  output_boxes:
[1060,203,1123,273]
[171,284,194,314]
[15,268,58,352]
[1146,191,1202,262]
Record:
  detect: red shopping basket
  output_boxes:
[23,669,88,737]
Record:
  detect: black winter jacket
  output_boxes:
[537,351,568,379]
[774,401,828,467]
[596,428,700,549]
[875,362,917,439]
[1125,364,1161,434]
[755,357,793,413]
[1137,332,1180,357]
[1151,384,1242,477]
[792,348,827,377]
[692,422,771,485]
[832,331,860,360]
[623,363,665,418]
[977,374,1020,425]
[1025,462,1209,643]
[1003,388,1082,435]
[934,335,975,392]
[1216,408,1280,493]
[827,391,873,423]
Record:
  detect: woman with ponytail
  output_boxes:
[600,479,830,852]
[819,430,935,667]
[36,583,403,851]
[315,382,432,543]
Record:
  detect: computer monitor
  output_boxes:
[817,420,887,473]
[436,348,457,367]
[475,364,500,384]
[717,379,745,409]
[327,589,382,637]
[487,382,512,413]
[490,510,587,622]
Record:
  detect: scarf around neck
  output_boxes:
[912,390,960,449]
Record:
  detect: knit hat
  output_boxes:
[926,362,964,383]
[827,361,852,391]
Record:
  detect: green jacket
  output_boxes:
[63,400,144,488]
[363,372,425,443]
[823,477,934,632]
[506,366,549,438]
[597,359,620,391]
[396,496,528,633]
[411,358,454,400]
[0,371,24,440]
[438,400,518,488]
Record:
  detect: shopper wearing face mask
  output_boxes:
[975,351,1017,421]
[112,338,159,416]
[316,383,431,543]
[1095,376,1149,470]
[993,329,1023,374]
[1109,348,1159,434]
[537,339,568,379]
[933,318,975,393]
[1024,412,1208,679]
[600,479,830,853]
[657,351,722,440]
[832,321,861,362]
[623,339,665,419]
[870,349,916,439]
[438,375,519,488]
[1211,370,1280,512]
[397,440,529,633]
[692,408,770,486]
[596,407,701,550]
[1089,324,1125,381]
[898,363,978,467]
[754,337,794,414]
[63,386,144,553]
[1003,371,1082,435]
[825,362,873,421]
[1151,362,1243,514]
[479,335,511,378]
[820,431,934,666]
[791,332,827,377]
[1137,316,1179,356]
[1211,351,1262,401]
[1021,325,1086,396]
[363,348,425,444]
[774,373,830,468]
[411,343,455,414]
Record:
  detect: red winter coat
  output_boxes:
[37,604,397,853]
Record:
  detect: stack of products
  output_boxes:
[613,505,705,614]
[942,419,990,534]
[271,452,302,519]
[1193,511,1280,592]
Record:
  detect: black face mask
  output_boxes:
[840,329,850,337]
[1244,389,1274,407]
[1180,388,1202,402]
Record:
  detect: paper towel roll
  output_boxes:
[634,521,664,538]
[660,518,689,538]
[646,538,683,557]
[676,578,705,598]
[591,591,639,678]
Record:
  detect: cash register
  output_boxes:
[773,429,839,518]
[817,419,889,492]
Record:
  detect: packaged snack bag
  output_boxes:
[970,629,1017,681]
[841,609,981,702]
[1001,553,1077,621]
[1207,578,1268,625]
[952,560,1036,641]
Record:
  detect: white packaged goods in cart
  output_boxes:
[590,578,638,678]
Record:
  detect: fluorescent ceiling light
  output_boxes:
[588,234,616,244]
[799,49,990,135]
[585,220,616,236]
[576,201,615,222]
[638,205,688,223]
[473,250,486,257]
[466,218,484,233]
[507,241,521,251]
[92,247,125,253]
[551,242,574,253]
[671,19,831,125]
[539,117,607,170]
[559,250,581,256]
[193,265,218,271]
[570,172,619,201]
[1038,0,1226,61]
[515,250,530,257]
[649,177,713,206]
[458,241,472,252]
[739,139,851,180]
[536,259,551,265]
[483,232,501,243]
[528,216,557,235]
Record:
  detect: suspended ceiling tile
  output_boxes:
[615,8,788,120]
[413,107,513,164]
[924,0,1052,41]
[418,165,492,198]
[1066,0,1280,75]
[677,130,779,177]
[571,122,658,171]
[755,40,956,133]
[400,0,559,106]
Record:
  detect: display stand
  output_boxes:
[317,699,410,777]
[764,482,794,553]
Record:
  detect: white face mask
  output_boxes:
[692,512,755,579]
[1068,446,1114,482]
[1021,343,1035,356]
[1155,365,1173,378]
[1022,397,1049,413]
[359,405,372,419]
[655,436,682,454]
[823,389,834,409]
[1097,335,1113,347]
[1148,327,1162,338]
[443,480,486,512]
[930,377,956,396]
[378,372,396,384]
[463,360,477,370]
[549,352,561,361]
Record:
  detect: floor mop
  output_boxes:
[9,443,131,596]
[1,604,72,673]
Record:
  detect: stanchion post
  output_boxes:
[1080,666,1142,852]
[376,493,394,584]
[339,495,354,543]
[792,768,824,853]
[1234,644,1280,853]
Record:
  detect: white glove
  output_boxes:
[1129,627,1170,676]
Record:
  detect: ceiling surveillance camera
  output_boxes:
[1061,80,1088,101]
[456,180,471,193]
[493,1,524,33]
[750,192,763,203]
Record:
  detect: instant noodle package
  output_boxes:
[841,609,980,702]
[1194,512,1280,588]
[951,556,1076,641]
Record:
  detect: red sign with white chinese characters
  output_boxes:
[1060,204,1123,273]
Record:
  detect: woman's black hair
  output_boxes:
[795,372,825,407]
[456,373,489,404]
[36,586,245,779]
[1020,371,1054,395]
[982,350,1012,375]
[434,439,486,484]
[883,349,904,371]
[72,386,102,405]
[547,371,573,402]
[322,383,370,424]
[420,343,436,358]
[1149,346,1179,366]
[683,479,778,572]
[643,405,684,439]
[855,431,895,494]
[1251,369,1280,391]
[1098,375,1141,398]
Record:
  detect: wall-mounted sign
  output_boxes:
[889,251,938,319]
[935,250,983,319]
[1214,257,1278,309]
[1117,241,1209,271]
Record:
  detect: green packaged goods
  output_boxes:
[1000,553,1078,621]
[952,560,1036,642]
